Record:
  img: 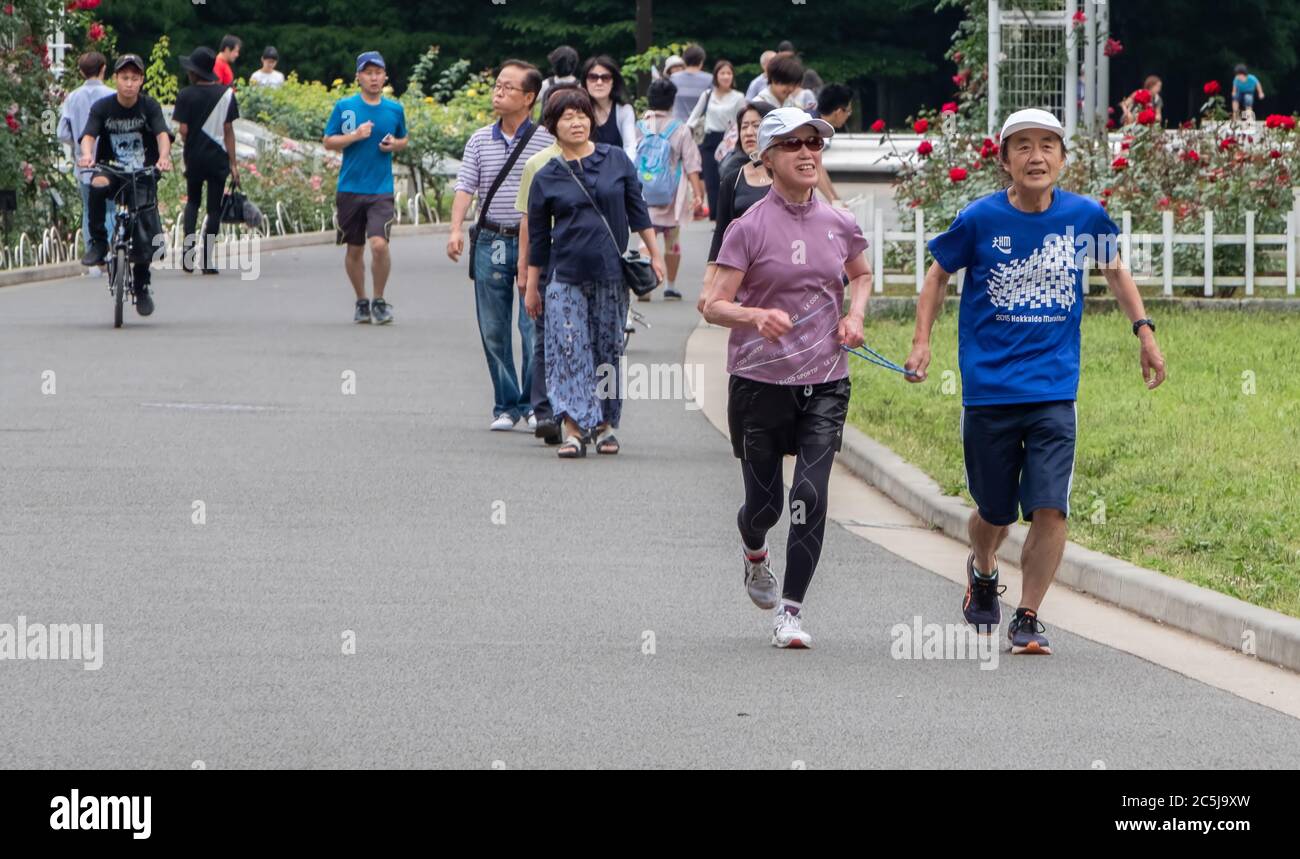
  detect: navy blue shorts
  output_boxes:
[960,401,1077,526]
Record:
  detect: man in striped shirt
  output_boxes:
[448,60,555,433]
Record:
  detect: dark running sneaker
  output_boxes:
[962,553,1005,633]
[371,298,393,325]
[354,299,371,323]
[1008,608,1052,655]
[133,284,154,317]
[663,287,683,300]
[81,240,108,267]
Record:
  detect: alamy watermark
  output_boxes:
[595,357,703,410]
[0,615,103,670]
[891,616,999,670]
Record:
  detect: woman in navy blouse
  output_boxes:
[525,88,665,459]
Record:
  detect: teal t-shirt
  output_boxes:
[324,94,408,194]
[1233,75,1260,97]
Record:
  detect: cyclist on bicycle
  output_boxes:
[79,53,172,317]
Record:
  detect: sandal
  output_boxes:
[557,434,587,459]
[594,427,620,455]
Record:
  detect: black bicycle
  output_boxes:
[94,161,161,328]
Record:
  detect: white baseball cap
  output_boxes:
[1000,108,1065,143]
[757,107,835,156]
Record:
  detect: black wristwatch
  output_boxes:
[1133,318,1156,336]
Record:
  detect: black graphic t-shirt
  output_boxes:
[83,94,169,170]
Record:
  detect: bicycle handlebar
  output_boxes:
[93,161,162,178]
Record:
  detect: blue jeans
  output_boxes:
[472,228,534,421]
[79,181,115,253]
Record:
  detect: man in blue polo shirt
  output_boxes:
[905,108,1167,656]
[323,51,408,324]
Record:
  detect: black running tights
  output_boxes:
[736,444,836,603]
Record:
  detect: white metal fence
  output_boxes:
[846,192,1300,297]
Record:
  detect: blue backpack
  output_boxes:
[636,119,683,207]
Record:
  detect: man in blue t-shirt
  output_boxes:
[323,51,408,324]
[905,108,1167,656]
[1231,64,1265,123]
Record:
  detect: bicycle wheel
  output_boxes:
[111,247,128,328]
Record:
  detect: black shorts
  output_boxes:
[335,192,395,246]
[727,375,851,461]
[961,400,1077,526]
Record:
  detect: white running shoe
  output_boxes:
[527,413,538,432]
[743,547,779,610]
[772,609,812,649]
[490,414,517,431]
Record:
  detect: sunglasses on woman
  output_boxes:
[586,72,614,83]
[770,136,826,153]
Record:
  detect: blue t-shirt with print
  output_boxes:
[1233,74,1260,97]
[928,189,1119,407]
[324,94,408,194]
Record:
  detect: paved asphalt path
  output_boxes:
[3,224,1299,769]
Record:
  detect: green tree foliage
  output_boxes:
[145,35,179,105]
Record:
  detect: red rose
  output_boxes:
[1137,109,1156,126]
[1111,157,1128,171]
[948,167,968,182]
[870,119,886,133]
[913,118,929,135]
[3,4,12,14]
[979,142,997,159]
[941,102,958,114]
[1271,150,1283,159]
[1121,141,1131,151]
[972,160,983,170]
[1180,120,1195,130]
[88,22,104,41]
[5,114,18,132]
[1182,149,1200,162]
[1158,197,1171,208]
[1219,137,1236,151]
[1203,81,1221,96]
[916,140,933,156]
[1106,118,1117,130]
[1132,89,1152,106]
[1104,38,1123,58]
[1102,188,1112,197]
[1072,10,1086,24]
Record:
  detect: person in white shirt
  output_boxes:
[686,60,745,220]
[249,46,285,87]
[56,51,116,262]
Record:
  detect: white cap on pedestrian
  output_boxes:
[757,107,835,157]
[999,108,1065,143]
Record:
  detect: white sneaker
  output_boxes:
[772,609,812,649]
[743,547,779,610]
[490,414,517,431]
[527,413,538,432]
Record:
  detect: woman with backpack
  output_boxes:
[686,60,745,222]
[636,78,704,301]
[524,88,665,459]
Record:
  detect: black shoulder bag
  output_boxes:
[554,156,659,297]
[467,123,538,280]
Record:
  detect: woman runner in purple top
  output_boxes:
[703,107,873,649]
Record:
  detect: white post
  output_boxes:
[1287,211,1296,297]
[915,209,925,295]
[956,268,965,294]
[1162,210,1174,296]
[1064,0,1079,142]
[988,0,1001,135]
[1121,210,1132,269]
[873,214,884,295]
[1245,210,1256,296]
[1203,209,1214,297]
[1083,1,1097,132]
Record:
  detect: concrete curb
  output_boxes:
[0,223,448,290]
[836,424,1300,674]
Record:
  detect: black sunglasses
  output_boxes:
[586,72,614,83]
[771,136,826,153]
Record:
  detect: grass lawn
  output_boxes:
[846,307,1300,617]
